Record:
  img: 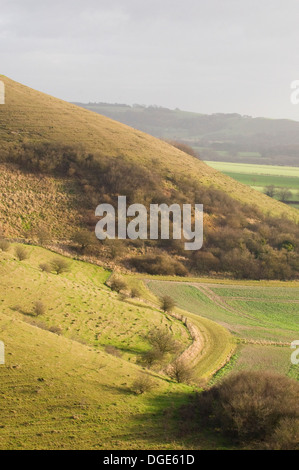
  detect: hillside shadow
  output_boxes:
[128,389,215,449]
[104,384,226,449]
[10,305,34,316]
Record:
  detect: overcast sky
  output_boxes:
[1,0,299,120]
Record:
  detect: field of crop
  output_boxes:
[146,280,299,380]
[205,161,299,204]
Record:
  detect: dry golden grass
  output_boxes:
[0,75,298,223]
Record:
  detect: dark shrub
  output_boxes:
[50,257,71,274]
[0,239,10,252]
[15,245,29,261]
[190,371,299,448]
[108,275,127,293]
[72,229,95,253]
[131,374,156,394]
[140,347,165,368]
[130,254,187,276]
[147,327,178,355]
[35,226,51,245]
[160,295,175,313]
[33,301,46,316]
[48,326,62,335]
[168,358,194,384]
[130,287,141,298]
[39,262,51,273]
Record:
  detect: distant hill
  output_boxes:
[1,76,299,280]
[73,102,299,166]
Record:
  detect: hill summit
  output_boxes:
[0,75,299,280]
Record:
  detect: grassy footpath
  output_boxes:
[145,279,299,380]
[125,276,236,382]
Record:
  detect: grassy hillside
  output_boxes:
[0,245,296,449]
[0,312,194,450]
[0,243,238,449]
[1,76,299,281]
[73,102,299,166]
[0,75,297,222]
[0,244,191,361]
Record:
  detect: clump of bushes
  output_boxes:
[130,254,187,276]
[108,275,128,293]
[165,140,198,158]
[147,328,178,355]
[72,229,96,254]
[141,327,179,368]
[106,240,126,260]
[168,358,194,384]
[131,374,157,395]
[0,239,10,252]
[34,225,51,245]
[50,257,71,274]
[184,371,299,449]
[5,141,299,281]
[33,301,46,316]
[160,295,175,313]
[39,262,51,273]
[130,287,141,298]
[48,325,62,335]
[15,245,29,261]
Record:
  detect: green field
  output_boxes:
[205,162,299,177]
[205,161,299,204]
[146,280,299,380]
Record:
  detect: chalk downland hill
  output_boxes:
[0,75,299,281]
[0,75,297,220]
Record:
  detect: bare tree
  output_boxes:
[168,358,194,384]
[33,301,46,316]
[264,185,276,198]
[15,245,29,261]
[160,295,175,313]
[0,239,10,252]
[50,257,71,274]
[147,328,178,355]
[131,374,156,394]
[278,188,292,203]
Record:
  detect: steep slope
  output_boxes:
[0,75,298,222]
[0,243,234,450]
